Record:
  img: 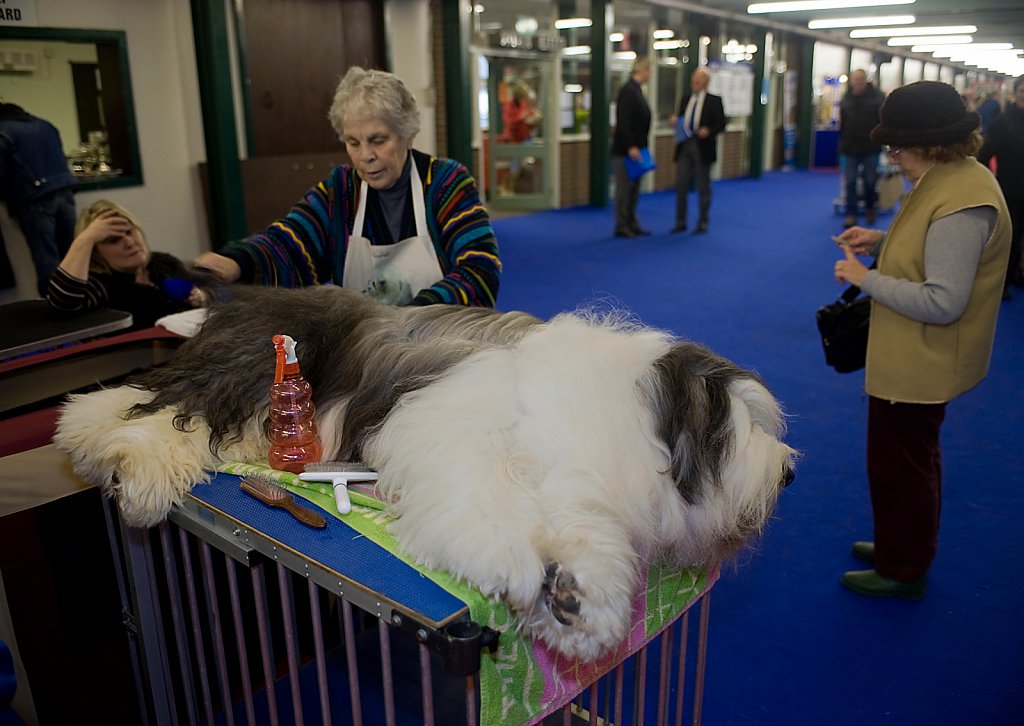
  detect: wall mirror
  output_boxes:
[0,27,142,190]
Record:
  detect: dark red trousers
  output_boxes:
[867,396,947,581]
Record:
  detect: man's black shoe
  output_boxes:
[694,221,708,234]
[614,228,636,238]
[632,227,653,236]
[670,224,687,234]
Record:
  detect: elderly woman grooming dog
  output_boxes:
[195,67,500,307]
[833,81,1011,599]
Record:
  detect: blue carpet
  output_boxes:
[491,170,1024,725]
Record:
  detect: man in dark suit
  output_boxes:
[611,57,652,238]
[671,68,726,234]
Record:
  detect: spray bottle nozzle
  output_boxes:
[272,334,298,384]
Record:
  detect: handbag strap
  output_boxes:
[838,261,877,303]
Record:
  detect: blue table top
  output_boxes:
[186,472,468,627]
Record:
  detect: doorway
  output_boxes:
[478,52,557,212]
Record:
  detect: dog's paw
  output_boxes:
[542,560,583,627]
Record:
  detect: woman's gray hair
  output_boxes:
[328,66,421,143]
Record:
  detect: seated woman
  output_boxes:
[46,200,204,330]
[194,66,500,307]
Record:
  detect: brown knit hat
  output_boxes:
[870,81,979,147]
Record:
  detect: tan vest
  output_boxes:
[866,158,1011,403]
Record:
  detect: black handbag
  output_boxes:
[816,283,871,373]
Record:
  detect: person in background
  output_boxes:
[501,80,540,144]
[832,81,1011,600]
[978,77,1024,298]
[610,57,652,239]
[46,200,203,330]
[838,69,885,229]
[0,102,76,296]
[670,67,726,235]
[195,66,500,307]
[500,80,541,195]
[976,90,1001,135]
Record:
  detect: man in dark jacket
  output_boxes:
[0,103,77,295]
[671,68,726,234]
[839,70,885,228]
[978,76,1024,297]
[611,57,652,238]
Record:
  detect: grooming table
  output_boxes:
[118,470,716,726]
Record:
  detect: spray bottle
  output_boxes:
[268,334,323,473]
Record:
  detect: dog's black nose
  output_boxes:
[782,466,795,488]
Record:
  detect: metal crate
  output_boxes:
[107,474,713,725]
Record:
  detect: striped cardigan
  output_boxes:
[220,149,501,307]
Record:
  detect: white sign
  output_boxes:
[708,64,754,118]
[0,0,37,26]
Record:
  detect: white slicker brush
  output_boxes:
[298,462,378,515]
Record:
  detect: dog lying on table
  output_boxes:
[55,285,795,661]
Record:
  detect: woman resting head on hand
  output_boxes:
[47,199,205,329]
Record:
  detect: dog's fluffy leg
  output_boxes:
[522,466,639,660]
[364,350,550,610]
[55,387,218,527]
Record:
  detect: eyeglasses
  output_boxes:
[884,145,903,157]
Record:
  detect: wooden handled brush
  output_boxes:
[240,475,327,529]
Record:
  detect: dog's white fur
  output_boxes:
[56,300,794,661]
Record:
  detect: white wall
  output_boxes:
[385,0,437,156]
[1,0,208,302]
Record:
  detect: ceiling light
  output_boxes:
[654,40,686,50]
[748,0,915,14]
[887,35,973,46]
[917,43,1014,55]
[564,84,583,93]
[609,32,625,43]
[653,29,675,39]
[613,51,638,61]
[850,25,975,38]
[555,18,592,30]
[563,45,591,56]
[808,15,914,29]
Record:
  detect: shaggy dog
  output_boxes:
[55,286,795,661]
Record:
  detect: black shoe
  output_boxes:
[694,221,708,234]
[632,227,653,236]
[614,228,636,238]
[841,569,926,600]
[851,541,874,564]
[670,224,687,234]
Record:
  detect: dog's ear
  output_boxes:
[647,343,755,504]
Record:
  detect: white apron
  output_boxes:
[342,160,443,303]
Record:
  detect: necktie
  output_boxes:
[688,92,702,136]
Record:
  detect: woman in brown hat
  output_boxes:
[832,81,1011,599]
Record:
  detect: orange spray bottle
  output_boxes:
[268,334,323,473]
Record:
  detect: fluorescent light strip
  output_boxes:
[850,25,976,38]
[653,29,675,39]
[563,45,591,56]
[911,43,1013,53]
[555,18,592,30]
[808,15,914,29]
[748,0,914,13]
[888,35,973,46]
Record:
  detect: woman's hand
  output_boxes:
[835,225,882,256]
[193,252,241,283]
[834,243,869,286]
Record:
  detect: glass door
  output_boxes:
[478,52,557,212]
